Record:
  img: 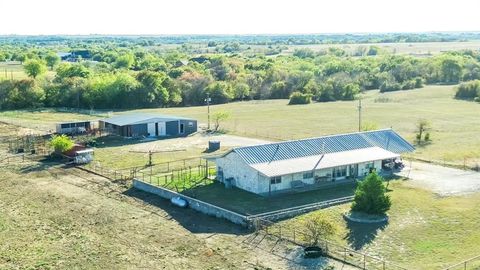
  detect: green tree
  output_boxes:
[56,63,91,79]
[351,172,391,215]
[50,135,74,153]
[205,81,233,104]
[302,214,337,246]
[212,111,230,132]
[440,56,463,83]
[23,59,47,79]
[233,83,250,100]
[45,53,60,70]
[115,54,135,69]
[416,119,431,143]
[136,70,169,106]
[7,79,45,109]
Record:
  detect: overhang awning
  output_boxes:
[250,146,399,177]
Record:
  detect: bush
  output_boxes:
[288,91,312,105]
[50,135,74,153]
[379,81,401,92]
[455,80,480,100]
[351,172,391,215]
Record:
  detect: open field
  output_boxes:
[275,41,480,56]
[154,41,480,56]
[1,85,479,167]
[0,61,55,80]
[274,180,480,269]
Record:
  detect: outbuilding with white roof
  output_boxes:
[99,113,197,138]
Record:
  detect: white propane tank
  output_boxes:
[171,196,188,208]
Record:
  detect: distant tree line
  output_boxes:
[1,43,480,110]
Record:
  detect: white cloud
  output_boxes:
[0,0,479,35]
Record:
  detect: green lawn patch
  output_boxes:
[275,181,480,269]
[183,181,356,215]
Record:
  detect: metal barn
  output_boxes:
[99,113,197,138]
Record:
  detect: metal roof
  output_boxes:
[251,147,399,177]
[101,113,195,126]
[232,129,414,165]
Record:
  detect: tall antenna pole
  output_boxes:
[358,98,362,132]
[205,93,211,131]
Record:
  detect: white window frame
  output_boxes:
[270,176,281,184]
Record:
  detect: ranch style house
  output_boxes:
[214,129,414,196]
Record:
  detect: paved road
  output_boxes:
[397,161,480,196]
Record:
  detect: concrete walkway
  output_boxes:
[397,161,480,196]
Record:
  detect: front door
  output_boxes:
[147,123,155,137]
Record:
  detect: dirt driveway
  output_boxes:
[398,161,480,196]
[131,133,271,152]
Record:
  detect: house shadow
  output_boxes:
[123,187,251,236]
[344,219,388,250]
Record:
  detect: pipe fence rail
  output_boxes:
[133,164,216,193]
[443,255,480,270]
[251,218,408,270]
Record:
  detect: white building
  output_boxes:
[214,129,414,196]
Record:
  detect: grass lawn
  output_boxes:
[275,181,480,269]
[183,181,357,215]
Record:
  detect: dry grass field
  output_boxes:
[1,85,479,167]
[276,41,480,56]
[0,124,350,270]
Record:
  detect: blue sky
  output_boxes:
[1,0,479,35]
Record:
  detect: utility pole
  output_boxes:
[205,93,211,131]
[358,98,362,132]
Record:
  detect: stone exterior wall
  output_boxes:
[215,152,260,193]
[132,179,248,226]
[216,151,387,195]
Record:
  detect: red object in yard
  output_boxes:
[63,144,87,157]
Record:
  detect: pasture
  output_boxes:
[276,41,480,56]
[1,85,479,167]
[0,61,55,81]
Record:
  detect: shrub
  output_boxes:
[50,135,74,153]
[455,80,480,100]
[302,214,337,246]
[351,172,391,215]
[288,91,312,105]
[379,81,401,92]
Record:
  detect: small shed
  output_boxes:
[99,113,197,138]
[56,121,97,134]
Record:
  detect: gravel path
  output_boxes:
[398,161,480,196]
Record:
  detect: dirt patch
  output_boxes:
[0,162,346,269]
[130,133,271,153]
